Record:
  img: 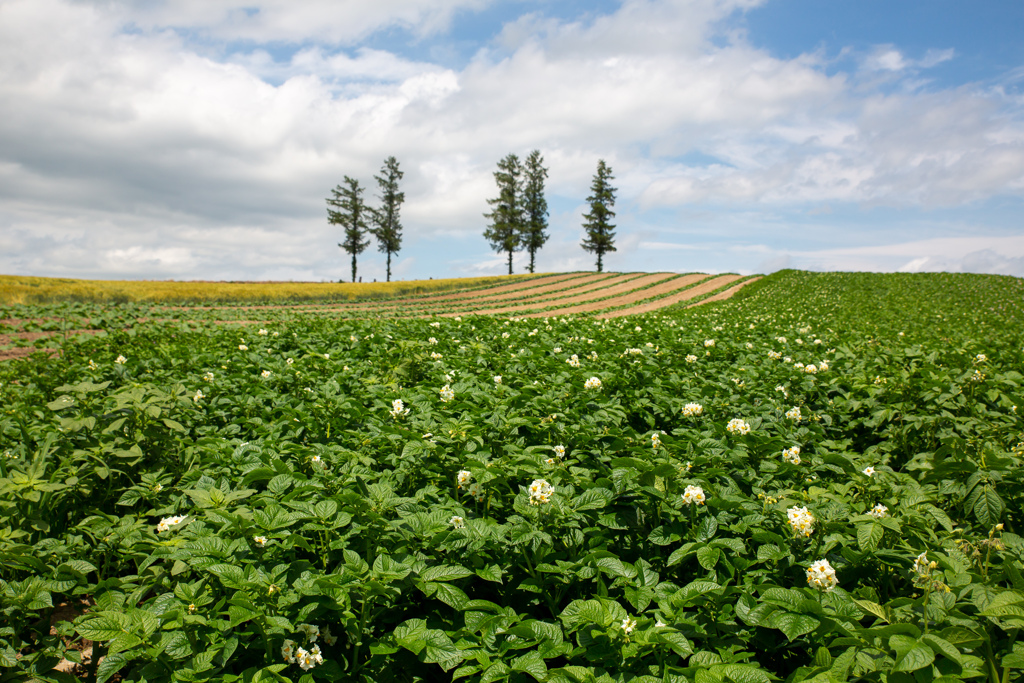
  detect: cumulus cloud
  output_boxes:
[0,0,1021,280]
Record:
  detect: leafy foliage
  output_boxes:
[580,160,617,273]
[0,270,1023,683]
[484,154,525,275]
[370,156,406,283]
[327,176,372,283]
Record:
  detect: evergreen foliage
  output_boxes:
[521,150,550,274]
[327,176,371,283]
[370,156,405,283]
[483,154,524,275]
[580,159,617,272]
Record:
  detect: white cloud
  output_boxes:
[0,0,1021,280]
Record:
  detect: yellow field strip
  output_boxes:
[687,277,762,307]
[597,274,743,318]
[457,273,667,317]
[529,273,711,318]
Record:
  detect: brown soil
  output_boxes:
[688,276,761,307]
[525,273,710,318]
[598,274,744,318]
[451,273,661,317]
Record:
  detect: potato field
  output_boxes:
[1,269,1023,683]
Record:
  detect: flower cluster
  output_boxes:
[868,503,888,518]
[157,515,187,533]
[782,446,801,465]
[439,385,455,402]
[466,482,484,502]
[430,351,443,360]
[553,444,566,458]
[704,339,715,347]
[651,432,662,448]
[787,506,815,537]
[494,375,502,384]
[203,371,214,382]
[806,559,838,591]
[785,406,802,421]
[193,389,204,403]
[389,399,410,419]
[584,377,602,390]
[261,370,272,379]
[767,350,782,360]
[685,354,698,363]
[456,470,472,489]
[683,402,703,417]
[726,418,750,435]
[528,479,554,505]
[449,516,465,529]
[282,623,327,670]
[115,355,127,365]
[681,485,705,506]
[567,354,581,367]
[620,616,637,636]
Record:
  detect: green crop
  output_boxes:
[0,269,1022,683]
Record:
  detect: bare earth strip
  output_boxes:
[688,277,761,307]
[526,273,711,318]
[597,274,743,318]
[461,273,675,317]
[315,272,613,314]
[294,272,591,310]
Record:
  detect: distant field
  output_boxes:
[0,273,534,305]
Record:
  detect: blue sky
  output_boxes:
[0,0,1022,281]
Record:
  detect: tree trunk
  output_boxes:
[352,254,357,283]
[386,251,392,282]
[507,250,513,275]
[597,252,603,273]
[529,250,535,274]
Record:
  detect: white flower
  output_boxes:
[584,377,602,390]
[323,354,330,359]
[296,645,323,671]
[567,354,581,367]
[776,336,787,344]
[193,389,205,403]
[528,479,554,505]
[635,326,642,332]
[655,619,666,628]
[806,559,838,591]
[260,369,272,379]
[286,358,294,365]
[704,339,715,348]
[911,552,937,580]
[502,331,510,339]
[787,506,815,537]
[805,364,818,374]
[457,470,472,489]
[494,375,502,384]
[389,399,410,419]
[553,445,566,458]
[429,321,441,328]
[681,485,706,506]
[782,446,801,465]
[430,351,443,360]
[785,406,802,421]
[449,515,466,529]
[467,482,485,502]
[439,384,455,402]
[156,515,187,532]
[868,503,888,519]
[685,354,698,363]
[115,355,127,364]
[350,335,358,342]
[976,354,987,363]
[651,432,662,448]
[297,623,320,644]
[254,535,268,546]
[281,639,297,663]
[88,359,98,370]
[683,402,703,417]
[818,361,829,372]
[794,362,805,370]
[553,347,562,353]
[238,344,248,351]
[153,483,163,493]
[589,351,598,361]
[862,466,876,477]
[767,350,782,360]
[726,418,750,435]
[428,337,438,345]
[620,616,637,636]
[258,329,268,336]
[203,371,214,382]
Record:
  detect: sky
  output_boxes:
[1,0,1022,282]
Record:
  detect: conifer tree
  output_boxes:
[483,154,524,275]
[521,149,549,274]
[370,156,405,282]
[327,176,371,283]
[580,159,617,273]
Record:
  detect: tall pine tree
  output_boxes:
[483,154,524,275]
[521,149,549,274]
[370,156,405,282]
[327,176,371,283]
[580,160,616,273]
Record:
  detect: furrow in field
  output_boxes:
[597,274,743,318]
[311,272,613,314]
[524,273,710,317]
[455,273,674,317]
[688,277,762,307]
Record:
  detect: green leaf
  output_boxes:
[697,545,720,570]
[892,642,935,672]
[767,612,819,641]
[510,650,548,680]
[853,599,891,624]
[857,522,884,552]
[475,564,503,583]
[421,564,473,582]
[974,486,1003,527]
